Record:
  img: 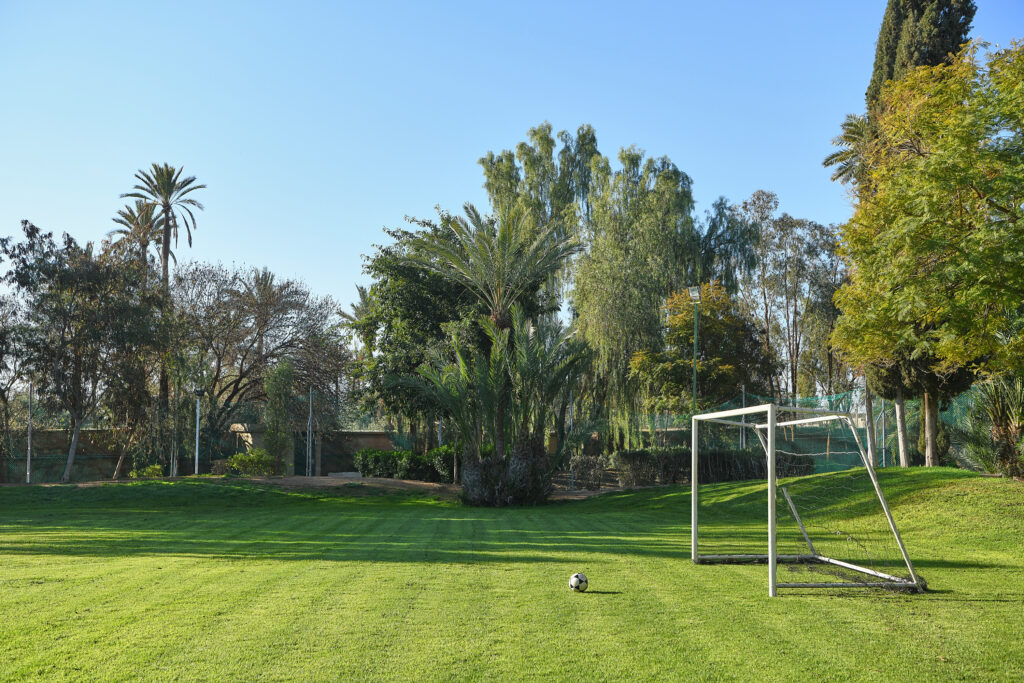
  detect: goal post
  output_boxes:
[691,403,924,597]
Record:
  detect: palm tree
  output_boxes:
[822,113,872,186]
[407,203,581,461]
[121,163,206,292]
[407,203,580,331]
[107,200,162,289]
[122,164,205,410]
[340,285,373,324]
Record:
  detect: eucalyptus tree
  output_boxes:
[172,263,343,454]
[479,123,600,300]
[573,147,700,443]
[0,294,27,457]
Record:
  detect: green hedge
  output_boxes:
[613,447,687,487]
[354,447,460,483]
[612,446,813,487]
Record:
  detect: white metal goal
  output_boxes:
[691,403,924,597]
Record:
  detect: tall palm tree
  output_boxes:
[107,200,162,289]
[121,163,206,292]
[121,164,205,409]
[822,113,872,187]
[407,202,581,462]
[408,203,580,331]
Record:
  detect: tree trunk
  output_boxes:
[159,206,172,415]
[894,390,910,467]
[494,395,506,462]
[61,419,82,484]
[923,391,938,467]
[864,380,877,466]
[113,450,129,480]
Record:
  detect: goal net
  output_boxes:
[691,403,924,597]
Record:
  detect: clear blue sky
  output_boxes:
[1,1,1021,311]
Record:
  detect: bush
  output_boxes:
[429,445,457,484]
[611,446,811,487]
[569,453,607,490]
[129,463,163,480]
[353,448,442,482]
[211,459,232,475]
[227,448,278,477]
[613,447,687,487]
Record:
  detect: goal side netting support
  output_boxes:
[691,403,924,597]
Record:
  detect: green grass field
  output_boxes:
[1,469,1022,681]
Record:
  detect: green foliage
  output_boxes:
[613,447,688,487]
[227,448,277,477]
[428,444,457,484]
[568,452,607,490]
[2,222,161,483]
[822,113,872,186]
[406,306,589,504]
[865,0,976,110]
[352,448,441,482]
[263,360,295,465]
[630,282,775,412]
[972,376,1024,478]
[407,202,580,331]
[835,43,1024,374]
[129,463,163,479]
[355,219,478,419]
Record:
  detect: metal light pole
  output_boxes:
[26,381,33,484]
[688,286,702,416]
[194,388,204,475]
[306,386,313,477]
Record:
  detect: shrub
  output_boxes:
[353,448,442,482]
[130,463,163,479]
[569,453,607,490]
[210,459,232,475]
[228,448,277,477]
[611,446,809,488]
[613,447,687,487]
[429,445,456,484]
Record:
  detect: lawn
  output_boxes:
[1,469,1022,681]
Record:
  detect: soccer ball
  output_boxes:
[569,573,588,592]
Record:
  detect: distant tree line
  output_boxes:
[0,166,350,481]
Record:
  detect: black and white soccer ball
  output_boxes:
[569,572,588,592]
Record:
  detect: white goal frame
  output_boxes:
[691,403,923,597]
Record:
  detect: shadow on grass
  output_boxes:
[0,472,1007,574]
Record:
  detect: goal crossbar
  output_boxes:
[691,403,924,597]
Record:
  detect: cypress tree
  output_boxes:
[865,0,976,110]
